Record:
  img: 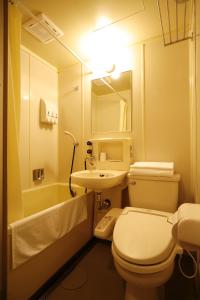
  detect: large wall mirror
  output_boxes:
[91,70,132,134]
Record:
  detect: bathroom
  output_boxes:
[0,0,200,299]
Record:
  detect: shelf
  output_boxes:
[88,137,132,142]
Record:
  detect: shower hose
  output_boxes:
[69,145,76,197]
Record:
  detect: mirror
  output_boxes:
[91,70,132,134]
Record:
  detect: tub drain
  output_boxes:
[61,265,87,290]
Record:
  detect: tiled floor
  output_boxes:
[41,239,200,300]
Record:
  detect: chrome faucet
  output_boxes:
[86,155,96,170]
[85,146,96,170]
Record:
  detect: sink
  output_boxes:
[71,169,127,190]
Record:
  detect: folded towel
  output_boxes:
[130,162,174,171]
[129,168,174,177]
[10,194,87,269]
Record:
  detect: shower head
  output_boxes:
[64,131,79,146]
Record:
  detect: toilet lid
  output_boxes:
[113,208,175,265]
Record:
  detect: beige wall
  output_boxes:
[58,64,84,182]
[0,0,3,292]
[144,39,191,203]
[195,0,200,203]
[197,36,200,203]
[20,49,58,190]
[189,0,200,204]
[20,52,84,188]
[83,39,191,204]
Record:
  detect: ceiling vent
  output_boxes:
[23,13,64,44]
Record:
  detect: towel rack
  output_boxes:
[157,0,194,46]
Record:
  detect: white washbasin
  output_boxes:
[71,169,127,190]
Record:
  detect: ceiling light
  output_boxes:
[96,16,110,28]
[111,71,121,80]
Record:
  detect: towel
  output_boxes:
[10,194,87,269]
[129,168,174,177]
[130,162,174,171]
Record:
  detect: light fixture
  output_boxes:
[106,64,116,74]
[96,16,110,28]
[80,22,131,76]
[111,71,121,79]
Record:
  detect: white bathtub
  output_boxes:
[8,183,94,300]
[22,182,87,216]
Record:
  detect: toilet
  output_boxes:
[112,171,182,300]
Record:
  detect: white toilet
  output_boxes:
[112,172,182,300]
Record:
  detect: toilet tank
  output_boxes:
[128,174,180,213]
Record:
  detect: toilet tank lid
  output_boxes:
[127,173,180,182]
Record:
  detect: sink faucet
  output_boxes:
[86,155,96,170]
[85,147,96,170]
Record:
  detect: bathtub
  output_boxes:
[22,182,87,217]
[8,183,94,300]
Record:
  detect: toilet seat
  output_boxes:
[112,243,181,274]
[112,207,182,274]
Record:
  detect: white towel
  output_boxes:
[129,168,174,177]
[10,194,87,269]
[130,162,174,171]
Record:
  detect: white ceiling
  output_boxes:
[18,0,186,69]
